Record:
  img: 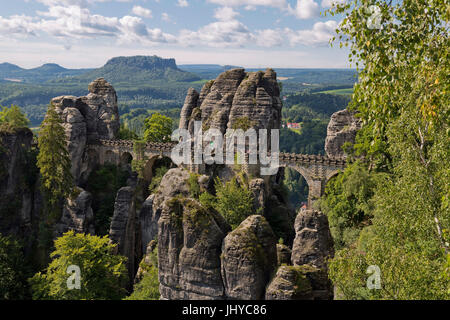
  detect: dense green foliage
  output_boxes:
[187,173,201,199]
[125,248,159,300]
[320,161,377,249]
[324,0,449,299]
[0,235,30,300]
[29,231,128,300]
[148,166,169,194]
[280,123,328,155]
[85,164,129,236]
[283,92,350,119]
[143,113,174,143]
[37,104,73,213]
[0,105,30,130]
[212,177,255,230]
[120,107,180,136]
[118,123,138,140]
[279,91,350,155]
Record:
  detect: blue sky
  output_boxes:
[0,0,350,69]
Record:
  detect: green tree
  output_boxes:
[0,105,30,130]
[148,166,169,194]
[214,177,254,230]
[29,231,128,300]
[143,113,174,143]
[320,161,378,250]
[37,104,73,213]
[125,248,159,300]
[325,0,449,299]
[118,123,139,140]
[0,235,30,300]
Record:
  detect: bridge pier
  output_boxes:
[307,179,327,209]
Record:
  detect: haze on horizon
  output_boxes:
[0,0,350,69]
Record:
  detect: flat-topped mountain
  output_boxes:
[64,55,201,84]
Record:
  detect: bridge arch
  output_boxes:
[142,154,176,183]
[120,152,133,166]
[282,166,310,210]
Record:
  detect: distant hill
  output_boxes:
[0,63,93,83]
[60,56,201,84]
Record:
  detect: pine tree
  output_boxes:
[37,104,73,215]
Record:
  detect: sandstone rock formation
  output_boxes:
[0,128,42,254]
[291,210,334,269]
[276,243,292,266]
[139,194,159,253]
[54,188,95,237]
[155,69,303,300]
[157,168,230,300]
[109,185,142,289]
[179,68,281,134]
[51,78,120,184]
[291,210,334,299]
[265,266,313,300]
[221,215,277,300]
[325,109,362,158]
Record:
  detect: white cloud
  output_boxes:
[207,0,287,8]
[286,20,338,45]
[161,13,171,22]
[0,1,340,51]
[132,6,152,18]
[177,0,189,7]
[36,0,133,8]
[0,15,37,37]
[178,19,254,47]
[321,0,346,8]
[288,0,319,19]
[214,7,240,21]
[255,29,284,47]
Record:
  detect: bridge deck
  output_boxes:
[88,139,347,167]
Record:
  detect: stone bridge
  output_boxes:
[87,139,347,208]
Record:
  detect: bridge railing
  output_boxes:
[88,139,347,166]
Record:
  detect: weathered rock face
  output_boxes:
[265,266,313,300]
[139,194,159,253]
[276,243,292,266]
[109,186,142,289]
[51,78,120,184]
[221,215,277,300]
[157,168,230,300]
[179,68,281,134]
[291,210,334,300]
[0,128,42,253]
[291,210,334,269]
[325,109,362,158]
[54,188,95,237]
[249,178,266,213]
